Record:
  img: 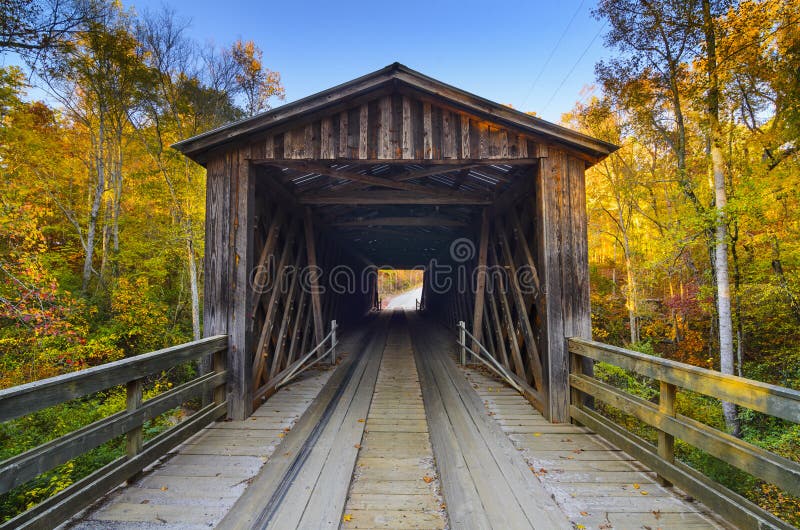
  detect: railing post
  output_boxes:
[657,381,677,486]
[458,321,466,365]
[125,378,143,466]
[213,344,226,406]
[330,320,337,365]
[569,346,583,426]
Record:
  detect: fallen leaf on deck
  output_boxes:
[422,476,434,483]
[354,443,361,449]
[533,432,542,437]
[641,490,649,495]
[357,418,365,423]
[342,514,352,522]
[580,511,588,516]
[160,486,168,491]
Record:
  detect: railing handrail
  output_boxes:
[276,320,338,388]
[568,337,800,423]
[457,321,523,393]
[568,336,799,530]
[256,320,339,401]
[0,335,228,423]
[0,336,229,530]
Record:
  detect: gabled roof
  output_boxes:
[173,63,617,164]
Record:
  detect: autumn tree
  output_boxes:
[0,0,106,57]
[40,5,150,291]
[229,39,284,117]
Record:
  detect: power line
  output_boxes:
[541,21,606,114]
[520,0,586,108]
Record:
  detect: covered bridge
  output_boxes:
[174,62,615,423]
[2,64,798,530]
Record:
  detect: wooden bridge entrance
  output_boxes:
[174,62,617,424]
[2,65,798,530]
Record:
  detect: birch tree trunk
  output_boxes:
[82,112,105,292]
[702,0,740,436]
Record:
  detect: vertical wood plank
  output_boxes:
[304,207,325,345]
[423,102,433,159]
[264,136,274,159]
[422,102,433,160]
[402,96,413,159]
[338,111,349,158]
[378,95,391,159]
[442,111,456,159]
[201,154,230,405]
[479,123,489,159]
[228,152,255,420]
[305,123,315,159]
[535,151,593,423]
[358,104,369,159]
[125,379,143,459]
[658,381,677,486]
[431,106,442,159]
[471,209,490,352]
[518,135,528,158]
[320,117,334,159]
[500,129,508,157]
[461,115,471,159]
[274,133,285,159]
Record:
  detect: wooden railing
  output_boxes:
[568,337,800,530]
[0,336,228,530]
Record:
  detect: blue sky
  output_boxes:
[1,0,612,124]
[127,0,610,123]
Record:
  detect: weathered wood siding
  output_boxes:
[248,93,547,162]
[204,148,255,420]
[536,149,591,423]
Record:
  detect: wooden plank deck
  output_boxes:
[461,365,732,530]
[341,317,447,529]
[64,327,381,530]
[408,312,571,530]
[67,369,332,530]
[69,312,738,530]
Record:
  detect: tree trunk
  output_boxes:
[187,225,201,341]
[82,113,105,292]
[703,0,740,436]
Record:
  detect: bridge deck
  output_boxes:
[71,312,729,530]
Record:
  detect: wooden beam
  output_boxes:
[331,216,468,227]
[488,244,526,380]
[268,246,307,378]
[496,217,545,392]
[251,158,538,167]
[249,207,286,324]
[273,160,474,198]
[304,207,325,345]
[486,277,510,368]
[471,208,490,353]
[229,154,255,420]
[299,191,491,205]
[251,219,301,389]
